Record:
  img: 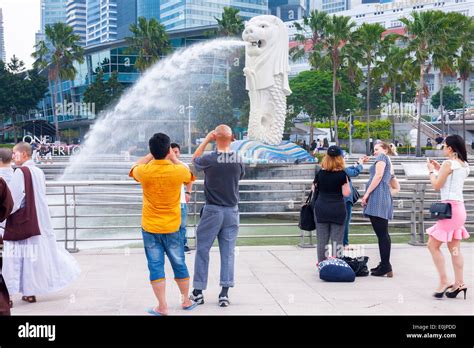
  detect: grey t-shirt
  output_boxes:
[192,151,245,207]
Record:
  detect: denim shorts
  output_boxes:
[142,229,189,283]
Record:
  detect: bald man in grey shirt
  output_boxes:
[190,125,245,307]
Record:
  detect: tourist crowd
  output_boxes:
[0,130,469,316]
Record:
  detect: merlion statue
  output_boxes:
[242,15,292,145]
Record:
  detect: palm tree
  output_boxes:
[215,7,245,37]
[354,23,388,154]
[400,10,446,157]
[32,22,84,141]
[290,10,330,144]
[456,16,474,141]
[374,45,410,143]
[431,12,465,135]
[126,16,171,72]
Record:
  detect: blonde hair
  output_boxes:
[321,154,346,171]
[376,142,396,156]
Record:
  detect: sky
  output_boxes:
[0,0,40,68]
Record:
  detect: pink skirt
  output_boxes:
[426,200,470,243]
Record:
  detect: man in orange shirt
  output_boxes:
[129,133,197,315]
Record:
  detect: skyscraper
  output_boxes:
[137,0,160,21]
[160,0,269,31]
[117,0,137,39]
[0,8,6,62]
[86,0,117,46]
[67,0,87,45]
[269,0,307,22]
[40,0,69,30]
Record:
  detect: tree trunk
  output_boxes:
[332,65,338,145]
[392,86,396,143]
[51,77,59,143]
[309,121,314,146]
[416,65,424,157]
[366,62,371,155]
[57,75,65,142]
[462,76,467,141]
[439,72,445,135]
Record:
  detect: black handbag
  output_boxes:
[299,191,316,231]
[352,186,361,203]
[429,172,453,220]
[429,202,452,220]
[340,256,370,277]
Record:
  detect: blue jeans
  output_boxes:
[193,204,239,290]
[343,201,353,246]
[142,229,190,283]
[179,203,188,247]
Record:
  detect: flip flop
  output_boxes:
[147,307,166,316]
[182,301,198,311]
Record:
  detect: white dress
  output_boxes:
[1,160,81,296]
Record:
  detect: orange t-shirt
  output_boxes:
[129,160,195,233]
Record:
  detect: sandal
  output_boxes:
[22,296,36,303]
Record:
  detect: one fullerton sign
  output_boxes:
[374,0,437,11]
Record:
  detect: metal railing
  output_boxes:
[44,179,474,252]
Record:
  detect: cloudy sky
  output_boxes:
[0,0,40,68]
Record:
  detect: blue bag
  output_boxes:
[318,258,356,282]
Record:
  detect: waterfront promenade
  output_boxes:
[9,244,473,316]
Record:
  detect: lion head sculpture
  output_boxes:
[242,15,291,95]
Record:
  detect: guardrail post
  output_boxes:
[68,185,79,253]
[417,183,427,245]
[408,186,418,246]
[63,186,69,251]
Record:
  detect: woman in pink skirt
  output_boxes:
[427,135,470,299]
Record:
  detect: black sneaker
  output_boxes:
[190,292,204,305]
[184,245,191,253]
[218,295,230,307]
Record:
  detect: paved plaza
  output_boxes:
[8,244,474,316]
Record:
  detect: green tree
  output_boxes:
[400,10,447,157]
[126,16,171,72]
[291,11,357,145]
[430,86,463,111]
[195,83,236,133]
[288,70,358,139]
[32,22,84,141]
[83,70,125,115]
[432,12,466,134]
[353,23,388,154]
[215,7,245,37]
[0,57,48,142]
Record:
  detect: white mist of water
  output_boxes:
[61,38,245,179]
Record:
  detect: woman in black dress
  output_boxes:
[313,146,351,263]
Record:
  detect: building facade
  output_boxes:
[40,0,69,29]
[116,0,137,39]
[0,8,6,62]
[67,0,87,45]
[160,0,269,31]
[269,0,307,21]
[137,0,161,20]
[86,0,118,46]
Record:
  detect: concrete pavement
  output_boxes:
[9,244,474,315]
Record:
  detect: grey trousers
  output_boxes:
[316,222,345,263]
[193,204,239,290]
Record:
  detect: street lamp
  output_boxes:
[186,93,193,155]
[400,91,406,121]
[346,109,352,155]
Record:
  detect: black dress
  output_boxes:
[313,170,348,225]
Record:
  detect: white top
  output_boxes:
[440,160,470,202]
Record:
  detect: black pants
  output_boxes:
[369,215,391,267]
